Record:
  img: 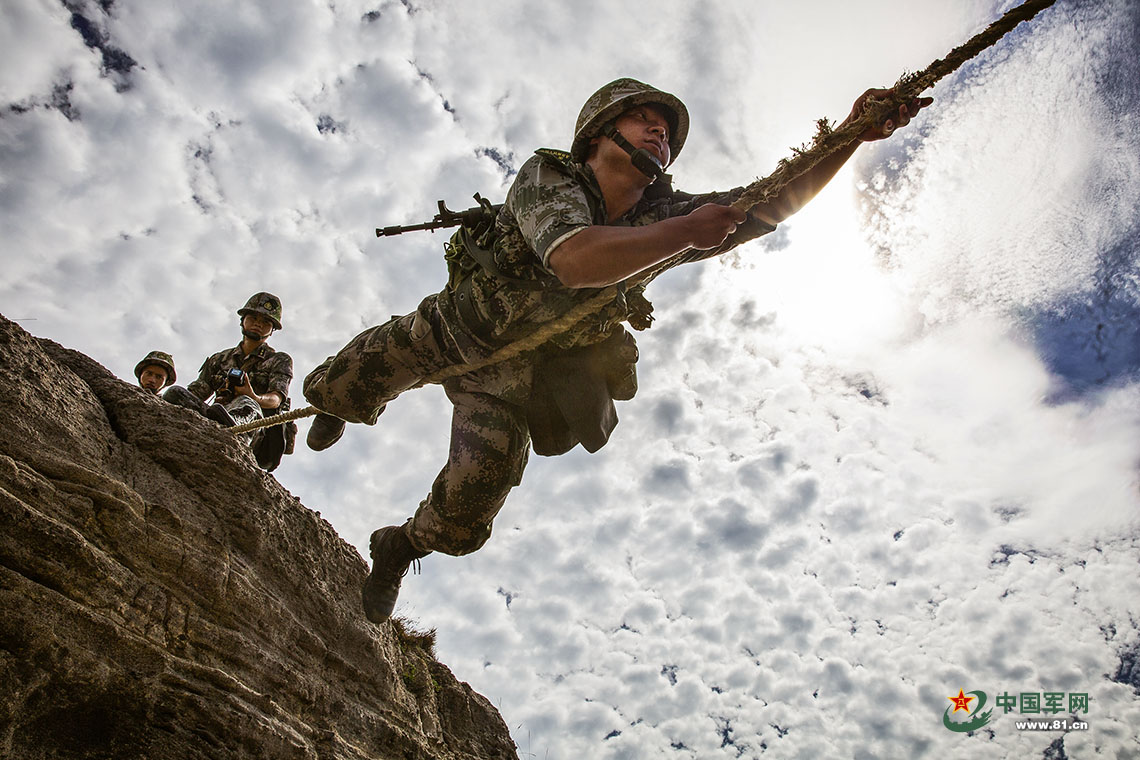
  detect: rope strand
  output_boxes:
[230,403,319,434]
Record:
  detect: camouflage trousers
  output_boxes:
[225,395,262,444]
[163,385,261,442]
[304,296,531,556]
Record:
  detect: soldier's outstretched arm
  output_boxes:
[748,88,933,227]
[548,203,747,289]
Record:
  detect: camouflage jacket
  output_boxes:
[436,149,776,351]
[187,342,293,407]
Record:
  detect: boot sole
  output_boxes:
[306,417,346,451]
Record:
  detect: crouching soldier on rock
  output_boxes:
[134,350,176,395]
[165,292,297,472]
[302,78,930,623]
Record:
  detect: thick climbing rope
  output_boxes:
[230,0,1058,437]
[729,0,1059,214]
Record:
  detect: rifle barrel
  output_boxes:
[375,219,456,237]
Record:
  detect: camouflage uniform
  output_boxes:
[188,342,293,423]
[165,292,295,471]
[305,149,774,556]
[189,343,291,404]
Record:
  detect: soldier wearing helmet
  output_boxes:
[570,76,689,177]
[301,78,930,622]
[134,350,176,394]
[164,292,295,471]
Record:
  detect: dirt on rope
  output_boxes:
[230,0,1059,437]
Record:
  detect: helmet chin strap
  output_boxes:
[242,328,269,342]
[602,123,670,184]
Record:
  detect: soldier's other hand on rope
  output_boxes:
[848,88,934,142]
[679,203,748,251]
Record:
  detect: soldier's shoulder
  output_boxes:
[534,148,572,167]
[270,349,293,366]
[202,347,232,365]
[257,346,292,369]
[516,149,576,180]
[254,343,283,358]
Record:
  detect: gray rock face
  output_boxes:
[0,314,516,760]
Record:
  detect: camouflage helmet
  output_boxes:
[571,78,689,164]
[237,292,283,330]
[134,350,176,386]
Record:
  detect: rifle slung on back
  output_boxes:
[375,193,502,237]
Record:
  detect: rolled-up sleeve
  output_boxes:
[507,156,594,271]
[261,353,293,399]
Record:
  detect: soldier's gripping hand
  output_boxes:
[233,372,256,399]
[846,88,933,142]
[681,203,748,250]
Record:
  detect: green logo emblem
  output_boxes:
[943,689,993,733]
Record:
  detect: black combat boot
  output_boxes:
[362,524,429,623]
[165,386,239,427]
[205,403,237,427]
[163,385,210,415]
[307,413,346,451]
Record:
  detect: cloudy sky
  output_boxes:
[3,0,1139,756]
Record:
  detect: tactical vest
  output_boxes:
[441,149,662,456]
[443,148,655,338]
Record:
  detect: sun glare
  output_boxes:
[728,177,907,354]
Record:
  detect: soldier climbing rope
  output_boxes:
[229,0,1058,438]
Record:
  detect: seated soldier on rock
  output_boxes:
[164,292,296,471]
[134,350,176,395]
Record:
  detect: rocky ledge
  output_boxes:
[0,314,516,759]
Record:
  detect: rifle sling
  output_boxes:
[458,227,551,291]
[451,226,623,349]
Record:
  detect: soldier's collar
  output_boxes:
[234,341,273,358]
[534,147,572,166]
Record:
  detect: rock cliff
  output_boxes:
[0,314,516,760]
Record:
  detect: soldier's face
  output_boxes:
[139,366,168,392]
[242,313,274,339]
[613,103,671,166]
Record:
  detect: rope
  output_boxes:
[230,404,319,434]
[730,0,1059,214]
[231,0,1058,437]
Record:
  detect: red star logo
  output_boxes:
[948,689,974,714]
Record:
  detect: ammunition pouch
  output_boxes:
[527,327,639,456]
[451,275,486,345]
